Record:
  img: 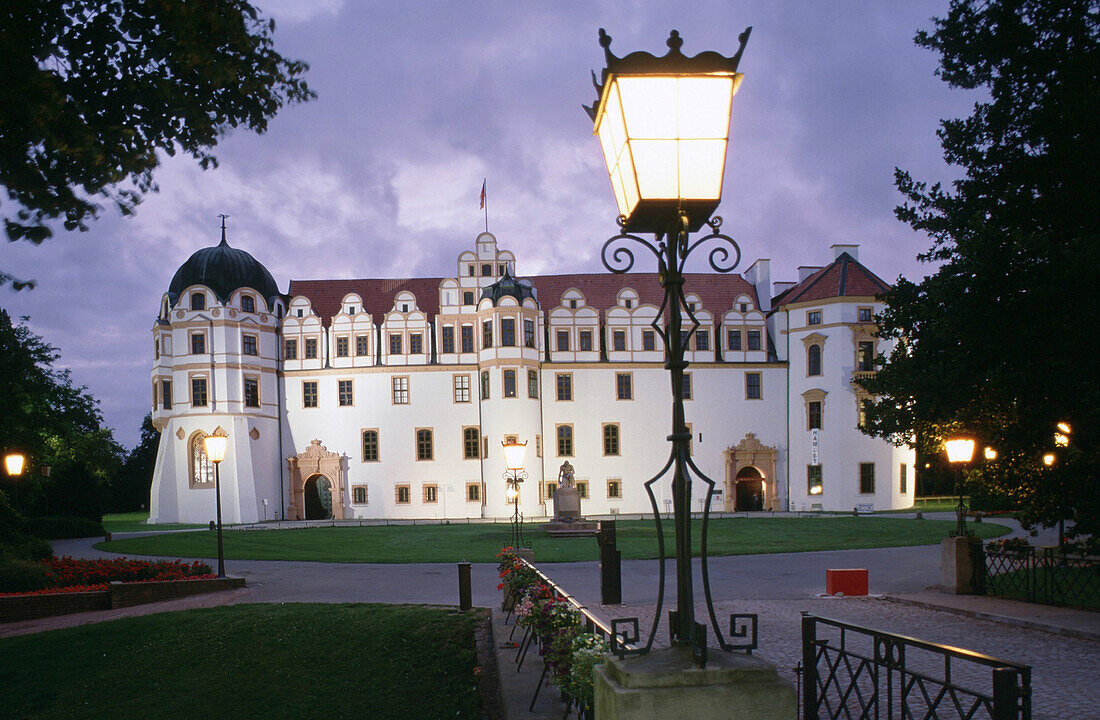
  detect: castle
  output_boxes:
[148,229,913,524]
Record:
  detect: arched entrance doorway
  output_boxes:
[303,474,333,520]
[735,466,765,511]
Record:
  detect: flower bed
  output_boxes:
[0,556,215,596]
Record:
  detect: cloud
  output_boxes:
[253,0,345,24]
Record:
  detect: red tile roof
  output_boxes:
[771,253,890,307]
[288,272,759,325]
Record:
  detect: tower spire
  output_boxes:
[218,214,230,246]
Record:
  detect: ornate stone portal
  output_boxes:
[724,433,779,512]
[287,440,347,521]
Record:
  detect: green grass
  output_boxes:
[875,498,963,514]
[96,516,1009,563]
[101,511,208,533]
[0,603,483,720]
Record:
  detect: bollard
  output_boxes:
[598,520,622,604]
[458,561,472,611]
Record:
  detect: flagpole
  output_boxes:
[483,181,488,233]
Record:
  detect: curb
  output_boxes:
[882,595,1100,643]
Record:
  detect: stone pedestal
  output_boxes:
[594,647,795,720]
[544,486,598,537]
[941,536,982,594]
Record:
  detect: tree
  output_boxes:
[0,0,314,288]
[111,414,160,513]
[860,0,1098,539]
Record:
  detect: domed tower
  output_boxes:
[149,224,286,524]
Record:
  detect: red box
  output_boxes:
[826,568,868,596]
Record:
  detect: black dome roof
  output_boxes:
[480,268,537,306]
[168,235,281,307]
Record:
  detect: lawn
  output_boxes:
[0,604,483,720]
[97,516,1009,563]
[101,511,208,533]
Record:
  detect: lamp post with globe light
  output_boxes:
[203,433,228,577]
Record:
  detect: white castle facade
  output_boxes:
[148,230,914,524]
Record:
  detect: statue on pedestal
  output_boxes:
[557,460,575,488]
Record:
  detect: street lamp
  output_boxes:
[203,433,228,578]
[945,437,975,538]
[586,27,753,664]
[4,453,25,477]
[502,439,530,550]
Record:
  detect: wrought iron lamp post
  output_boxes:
[502,439,530,550]
[945,437,975,538]
[203,433,228,577]
[585,27,754,665]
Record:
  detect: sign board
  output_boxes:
[810,429,820,465]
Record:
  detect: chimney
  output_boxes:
[773,281,797,297]
[743,258,771,311]
[797,266,823,282]
[831,244,859,261]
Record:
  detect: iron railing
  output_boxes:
[978,543,1100,609]
[799,614,1031,720]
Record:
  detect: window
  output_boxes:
[356,335,369,356]
[481,263,492,276]
[603,424,620,456]
[352,487,368,504]
[556,330,569,351]
[466,482,481,502]
[467,264,475,277]
[338,380,353,406]
[392,376,409,404]
[482,320,493,348]
[503,369,517,397]
[191,377,208,407]
[241,295,255,313]
[303,381,318,408]
[498,264,506,275]
[347,306,356,315]
[536,434,542,457]
[190,333,205,355]
[680,330,690,348]
[615,373,633,400]
[423,485,438,503]
[416,428,434,460]
[642,330,656,351]
[161,380,172,410]
[807,465,823,495]
[396,485,411,504]
[696,330,710,351]
[808,310,822,326]
[858,307,873,323]
[576,481,589,499]
[808,401,822,430]
[460,325,474,353]
[859,463,876,494]
[389,334,402,355]
[607,479,621,499]
[528,370,539,399]
[362,430,379,461]
[454,374,470,403]
[747,329,762,351]
[244,378,260,408]
[242,334,258,356]
[858,341,874,371]
[612,330,626,352]
[296,309,303,318]
[569,299,578,309]
[808,344,822,376]
[625,298,633,309]
[284,339,297,359]
[305,338,318,359]
[190,433,213,486]
[191,293,205,311]
[480,370,490,399]
[858,399,870,427]
[557,425,573,456]
[463,290,474,305]
[464,427,480,459]
[524,319,535,348]
[501,318,515,346]
[409,333,422,355]
[441,326,455,354]
[746,372,762,399]
[900,464,908,494]
[682,373,693,400]
[579,330,593,351]
[335,337,349,357]
[727,329,742,351]
[556,373,572,401]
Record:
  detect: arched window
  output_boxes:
[416,429,433,461]
[190,433,214,487]
[807,344,822,376]
[240,295,255,313]
[191,292,205,311]
[557,425,573,456]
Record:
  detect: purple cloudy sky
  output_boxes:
[2,1,974,448]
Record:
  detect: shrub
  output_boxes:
[27,516,106,540]
[0,558,55,593]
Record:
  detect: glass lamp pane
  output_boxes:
[678,139,727,199]
[502,441,526,471]
[944,438,975,464]
[677,76,734,139]
[204,434,228,463]
[631,140,679,199]
[4,453,25,476]
[618,146,640,213]
[618,76,678,139]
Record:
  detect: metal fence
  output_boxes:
[978,544,1100,608]
[799,614,1031,720]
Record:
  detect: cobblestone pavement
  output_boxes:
[584,596,1099,720]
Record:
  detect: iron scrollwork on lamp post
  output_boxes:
[585,27,757,666]
[502,439,531,550]
[944,437,976,539]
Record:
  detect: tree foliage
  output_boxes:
[0,0,314,288]
[860,0,1098,536]
[111,414,160,513]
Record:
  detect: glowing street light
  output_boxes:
[1043,453,1056,466]
[501,439,529,550]
[4,453,25,476]
[945,436,976,538]
[203,433,228,578]
[983,447,998,461]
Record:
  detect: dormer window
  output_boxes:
[569,299,578,309]
[348,306,356,315]
[625,299,633,309]
[191,293,205,311]
[401,304,409,313]
[240,295,255,313]
[296,309,303,318]
[739,303,748,312]
[468,264,475,276]
[498,264,506,275]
